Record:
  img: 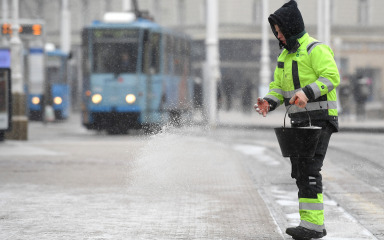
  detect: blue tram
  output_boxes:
[27,47,45,121]
[81,13,194,133]
[45,50,71,120]
[28,48,70,121]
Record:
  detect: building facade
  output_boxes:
[2,0,384,114]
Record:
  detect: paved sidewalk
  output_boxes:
[194,109,384,132]
[0,120,285,240]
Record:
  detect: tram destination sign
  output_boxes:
[92,29,139,42]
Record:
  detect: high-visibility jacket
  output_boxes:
[265,33,340,126]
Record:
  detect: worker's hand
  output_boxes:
[254,97,270,117]
[289,90,308,108]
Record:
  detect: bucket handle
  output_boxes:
[283,104,311,128]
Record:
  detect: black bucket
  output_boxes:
[274,105,322,158]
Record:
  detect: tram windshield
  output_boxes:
[46,56,67,84]
[46,66,60,84]
[92,29,139,74]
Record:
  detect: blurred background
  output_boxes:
[1,0,384,139]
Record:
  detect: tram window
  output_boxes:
[46,67,60,84]
[186,41,191,57]
[163,36,190,76]
[184,41,191,74]
[93,43,138,74]
[175,38,183,76]
[143,33,160,74]
[165,36,174,75]
[163,37,168,74]
[150,34,160,73]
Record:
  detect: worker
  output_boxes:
[254,1,340,239]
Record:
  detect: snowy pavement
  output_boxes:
[0,128,283,239]
[0,112,383,239]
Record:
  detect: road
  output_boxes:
[210,127,384,239]
[0,113,383,239]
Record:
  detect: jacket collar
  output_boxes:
[298,32,309,45]
[288,32,309,54]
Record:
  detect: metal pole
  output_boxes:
[334,37,342,113]
[178,0,186,28]
[60,0,71,54]
[334,37,342,69]
[152,0,161,23]
[317,0,324,41]
[99,0,105,20]
[259,0,270,97]
[122,0,132,12]
[318,0,330,44]
[204,0,219,128]
[10,0,22,93]
[1,0,8,21]
[82,0,89,26]
[324,0,331,45]
[1,0,9,46]
[6,0,28,140]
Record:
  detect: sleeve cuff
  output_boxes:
[264,98,278,111]
[302,86,315,101]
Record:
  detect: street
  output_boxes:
[0,113,383,239]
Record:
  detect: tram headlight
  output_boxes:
[125,94,136,104]
[92,94,103,104]
[31,96,40,105]
[53,96,63,105]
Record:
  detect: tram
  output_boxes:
[27,46,45,121]
[45,49,71,120]
[81,12,194,133]
[28,47,70,121]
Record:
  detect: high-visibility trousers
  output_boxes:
[290,120,334,232]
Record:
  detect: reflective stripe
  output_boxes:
[309,176,317,185]
[300,202,324,211]
[299,194,324,228]
[306,42,318,52]
[307,41,323,55]
[282,89,297,99]
[310,77,335,99]
[318,77,334,92]
[328,101,338,109]
[269,88,283,95]
[309,82,322,99]
[265,94,281,106]
[286,101,337,113]
[300,220,325,232]
[280,88,335,100]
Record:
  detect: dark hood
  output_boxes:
[268,0,306,51]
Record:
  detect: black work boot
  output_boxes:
[286,226,326,240]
